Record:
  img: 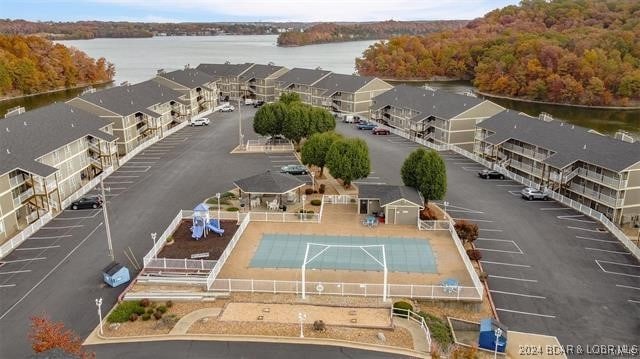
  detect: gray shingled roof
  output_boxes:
[479,110,640,172]
[357,184,424,207]
[79,80,182,117]
[196,63,254,79]
[240,64,284,81]
[159,68,216,88]
[233,170,305,194]
[0,103,116,177]
[372,85,484,121]
[313,73,376,95]
[275,67,332,88]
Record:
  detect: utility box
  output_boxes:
[102,262,130,288]
[479,318,507,353]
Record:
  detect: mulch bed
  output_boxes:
[157,219,238,260]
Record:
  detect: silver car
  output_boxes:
[521,187,550,200]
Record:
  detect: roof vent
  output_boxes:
[99,99,103,103]
[560,122,564,126]
[131,100,134,105]
[571,125,575,129]
[5,127,9,132]
[6,148,10,154]
[23,121,27,126]
[514,124,517,129]
[70,108,74,113]
[583,144,586,150]
[71,123,75,128]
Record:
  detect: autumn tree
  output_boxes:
[29,315,94,359]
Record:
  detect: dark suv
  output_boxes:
[70,196,103,210]
[478,169,505,179]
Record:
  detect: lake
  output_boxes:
[1,35,638,136]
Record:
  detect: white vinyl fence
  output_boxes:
[244,140,294,153]
[0,213,53,258]
[206,214,251,289]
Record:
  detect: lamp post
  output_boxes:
[443,201,449,218]
[298,312,307,338]
[311,172,315,192]
[216,192,221,220]
[302,194,306,214]
[95,297,103,335]
[494,327,503,359]
[238,98,243,147]
[150,232,157,259]
[100,178,114,261]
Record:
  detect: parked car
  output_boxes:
[244,98,255,105]
[253,100,265,108]
[265,134,287,144]
[220,104,235,112]
[280,164,308,175]
[371,127,390,135]
[70,196,103,210]
[343,115,357,123]
[190,118,210,126]
[478,169,505,179]
[357,122,377,130]
[521,187,551,201]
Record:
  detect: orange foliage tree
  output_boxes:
[29,315,95,359]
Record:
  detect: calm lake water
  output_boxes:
[1,35,638,136]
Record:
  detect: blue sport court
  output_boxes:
[250,234,437,273]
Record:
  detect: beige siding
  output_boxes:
[452,101,504,120]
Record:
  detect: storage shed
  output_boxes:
[357,184,424,225]
[101,262,130,288]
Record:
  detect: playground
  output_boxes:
[157,219,238,260]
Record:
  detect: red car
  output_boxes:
[372,127,390,135]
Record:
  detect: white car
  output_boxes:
[220,104,235,112]
[190,118,210,126]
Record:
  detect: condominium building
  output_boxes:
[0,103,117,244]
[238,64,289,102]
[309,73,393,115]
[274,67,332,104]
[474,110,640,224]
[153,68,218,120]
[196,63,255,101]
[371,85,504,151]
[68,80,183,155]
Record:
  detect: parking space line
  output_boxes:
[557,215,596,224]
[454,162,477,165]
[476,247,523,254]
[595,260,640,278]
[489,275,538,283]
[3,257,46,263]
[586,247,630,255]
[271,160,295,163]
[496,308,556,318]
[0,284,16,288]
[575,236,616,243]
[0,270,31,275]
[436,203,483,213]
[496,184,523,187]
[480,228,503,232]
[477,238,512,242]
[629,299,640,304]
[30,235,72,239]
[16,245,60,251]
[452,218,493,223]
[41,225,83,230]
[616,284,640,291]
[109,175,140,178]
[567,226,606,233]
[481,260,531,268]
[490,289,546,299]
[104,181,134,184]
[132,157,160,159]
[540,207,570,211]
[508,190,521,196]
[462,166,485,172]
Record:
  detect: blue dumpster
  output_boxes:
[479,318,507,353]
[102,262,130,288]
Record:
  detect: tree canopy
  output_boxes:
[301,131,343,176]
[401,148,447,203]
[29,315,94,359]
[356,0,640,106]
[0,35,114,98]
[326,138,371,187]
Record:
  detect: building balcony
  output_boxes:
[576,168,627,189]
[567,184,623,208]
[13,188,34,207]
[502,143,549,161]
[508,159,543,178]
[90,157,102,168]
[9,173,27,188]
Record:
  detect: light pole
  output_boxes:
[494,327,503,359]
[238,98,243,147]
[95,297,103,335]
[302,194,306,214]
[311,172,315,192]
[100,178,114,261]
[298,312,307,338]
[151,232,157,258]
[443,201,449,218]
[216,193,221,220]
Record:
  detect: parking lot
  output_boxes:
[337,122,640,348]
[0,109,273,358]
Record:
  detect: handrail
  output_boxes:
[392,308,432,352]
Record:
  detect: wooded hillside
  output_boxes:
[0,35,114,97]
[277,20,468,47]
[356,0,640,106]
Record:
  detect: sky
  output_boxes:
[2,0,520,22]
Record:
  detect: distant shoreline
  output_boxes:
[0,80,113,102]
[475,90,640,111]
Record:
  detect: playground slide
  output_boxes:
[191,224,204,240]
[207,219,224,236]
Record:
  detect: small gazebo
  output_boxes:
[233,170,306,211]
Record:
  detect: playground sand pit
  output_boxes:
[158,219,238,260]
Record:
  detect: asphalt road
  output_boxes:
[337,122,640,350]
[89,340,410,359]
[0,107,278,357]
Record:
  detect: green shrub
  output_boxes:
[156,305,168,314]
[141,313,151,321]
[165,300,173,308]
[418,312,454,347]
[146,308,154,314]
[129,313,139,322]
[166,235,174,243]
[133,307,146,316]
[310,199,321,206]
[226,207,239,212]
[139,298,151,307]
[221,192,237,199]
[153,311,163,320]
[107,301,145,323]
[392,301,413,317]
[206,197,231,205]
